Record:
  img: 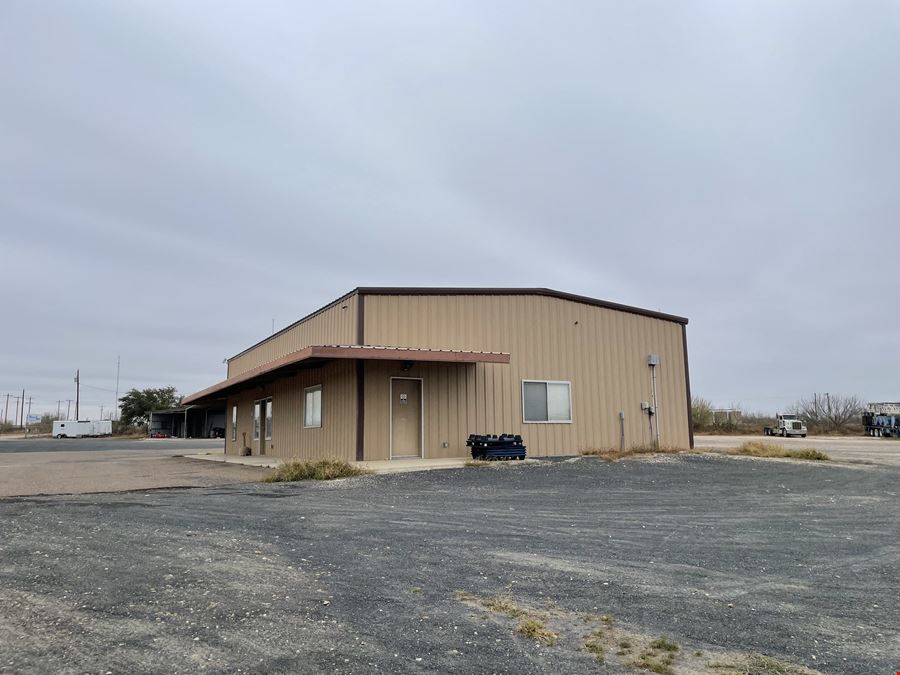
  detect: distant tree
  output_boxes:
[793,393,864,433]
[119,386,181,426]
[36,413,58,434]
[691,396,714,430]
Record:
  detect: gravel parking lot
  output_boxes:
[695,434,900,467]
[1,455,896,674]
[0,439,264,497]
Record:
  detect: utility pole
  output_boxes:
[74,370,80,421]
[20,389,24,426]
[13,395,21,428]
[26,396,32,424]
[100,405,104,421]
[66,400,72,421]
[56,400,63,419]
[114,355,120,421]
[3,393,8,425]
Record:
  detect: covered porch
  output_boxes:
[182,345,510,461]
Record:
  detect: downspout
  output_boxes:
[650,362,660,448]
[682,324,694,449]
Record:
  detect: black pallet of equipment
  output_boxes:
[466,434,527,461]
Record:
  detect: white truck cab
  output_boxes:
[764,413,808,438]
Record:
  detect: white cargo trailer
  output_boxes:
[52,420,112,438]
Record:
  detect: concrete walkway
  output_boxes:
[185,451,476,474]
[185,451,283,469]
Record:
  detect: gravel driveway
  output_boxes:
[0,455,896,674]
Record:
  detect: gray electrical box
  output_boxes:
[647,354,660,366]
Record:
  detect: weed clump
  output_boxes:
[583,636,604,661]
[464,460,491,467]
[263,459,371,482]
[581,446,686,461]
[636,650,676,674]
[482,594,525,618]
[649,637,679,652]
[713,653,819,674]
[733,442,829,461]
[784,449,830,461]
[744,654,818,674]
[517,618,558,646]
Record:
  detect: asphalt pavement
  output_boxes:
[0,437,224,454]
[1,455,896,674]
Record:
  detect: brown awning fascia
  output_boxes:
[184,345,510,405]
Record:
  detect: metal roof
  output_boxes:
[227,287,689,362]
[184,344,511,405]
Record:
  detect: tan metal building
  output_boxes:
[184,288,693,460]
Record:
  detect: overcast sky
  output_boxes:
[1,1,898,420]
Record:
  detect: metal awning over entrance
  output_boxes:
[183,344,511,405]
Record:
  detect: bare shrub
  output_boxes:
[793,393,864,434]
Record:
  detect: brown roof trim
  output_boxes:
[188,344,510,405]
[355,287,689,325]
[227,289,358,363]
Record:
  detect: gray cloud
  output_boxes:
[1,1,898,419]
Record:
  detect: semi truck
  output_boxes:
[52,420,113,438]
[863,402,900,437]
[764,413,808,438]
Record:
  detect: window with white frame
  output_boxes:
[304,385,322,428]
[264,398,273,440]
[522,380,572,423]
[253,401,261,440]
[231,404,237,441]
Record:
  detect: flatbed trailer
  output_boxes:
[863,403,900,437]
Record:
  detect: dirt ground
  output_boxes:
[0,439,267,496]
[694,433,900,466]
[0,455,896,674]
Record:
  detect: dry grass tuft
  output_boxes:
[581,445,687,461]
[710,653,820,675]
[732,442,829,461]
[636,649,677,674]
[583,635,605,661]
[649,637,679,652]
[263,459,371,482]
[464,459,492,467]
[517,618,558,645]
[482,593,526,618]
[453,590,478,602]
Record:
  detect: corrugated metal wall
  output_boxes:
[225,385,274,455]
[225,360,356,460]
[362,294,689,456]
[228,294,358,378]
[363,361,475,460]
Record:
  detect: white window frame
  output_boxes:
[264,397,273,440]
[521,379,573,424]
[231,404,237,442]
[252,401,261,440]
[303,385,322,429]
